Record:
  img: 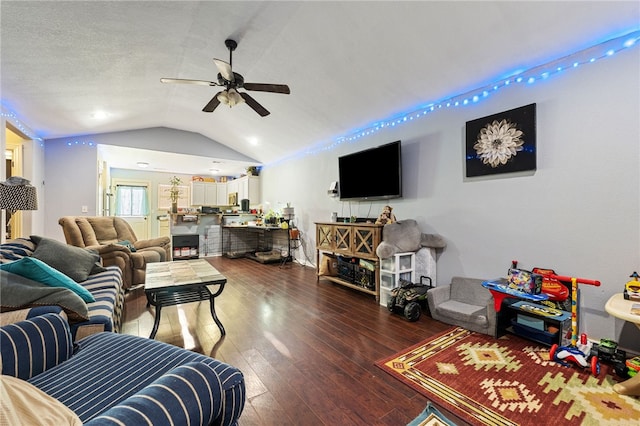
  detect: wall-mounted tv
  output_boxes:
[338,141,402,201]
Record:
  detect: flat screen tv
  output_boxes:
[338,141,402,201]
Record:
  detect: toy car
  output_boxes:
[589,338,627,377]
[626,356,640,377]
[387,276,432,321]
[624,271,640,300]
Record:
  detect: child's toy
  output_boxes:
[550,336,600,376]
[531,267,570,302]
[626,356,640,377]
[507,261,543,294]
[548,274,601,376]
[589,338,628,377]
[375,205,397,225]
[375,219,446,260]
[624,271,640,300]
[387,276,433,321]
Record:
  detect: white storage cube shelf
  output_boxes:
[379,287,392,307]
[379,252,415,290]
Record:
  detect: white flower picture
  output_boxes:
[465,104,536,178]
[474,119,524,168]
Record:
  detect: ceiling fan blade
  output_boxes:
[243,83,290,94]
[202,92,223,112]
[213,58,234,82]
[240,92,270,117]
[160,78,218,86]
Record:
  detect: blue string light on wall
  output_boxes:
[0,107,44,143]
[2,28,639,162]
[65,140,96,147]
[271,28,640,167]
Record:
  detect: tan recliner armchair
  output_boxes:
[59,216,171,290]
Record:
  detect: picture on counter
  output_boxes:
[465,103,536,178]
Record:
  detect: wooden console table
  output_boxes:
[315,222,383,301]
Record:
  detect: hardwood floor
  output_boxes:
[122,257,461,425]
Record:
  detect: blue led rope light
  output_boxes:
[0,108,43,142]
[2,29,639,159]
[270,29,640,167]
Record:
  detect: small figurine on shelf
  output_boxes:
[375,205,396,225]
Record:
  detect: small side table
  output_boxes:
[605,293,640,396]
[605,293,640,330]
[145,259,226,339]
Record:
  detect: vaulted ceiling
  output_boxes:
[2,1,638,175]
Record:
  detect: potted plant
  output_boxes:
[264,209,279,225]
[246,166,260,176]
[168,176,182,213]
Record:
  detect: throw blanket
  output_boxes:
[0,271,89,322]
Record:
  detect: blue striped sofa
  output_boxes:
[1,313,245,425]
[0,238,125,340]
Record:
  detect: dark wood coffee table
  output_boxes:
[144,259,226,339]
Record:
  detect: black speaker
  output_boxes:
[240,199,250,212]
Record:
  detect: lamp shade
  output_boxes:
[0,177,38,211]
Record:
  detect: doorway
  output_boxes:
[111,179,151,240]
[5,127,26,240]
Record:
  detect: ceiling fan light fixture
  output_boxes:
[217,90,229,104]
[162,38,287,116]
[216,89,243,107]
[227,88,244,107]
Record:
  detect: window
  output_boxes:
[115,185,149,216]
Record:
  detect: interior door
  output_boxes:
[112,179,150,239]
[125,216,149,240]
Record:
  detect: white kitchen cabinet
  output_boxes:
[227,179,239,196]
[190,181,217,206]
[237,175,260,206]
[217,182,228,205]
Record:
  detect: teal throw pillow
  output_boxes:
[0,257,95,303]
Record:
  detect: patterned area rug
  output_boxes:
[376,327,640,425]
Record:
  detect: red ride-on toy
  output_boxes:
[550,334,600,376]
[387,276,433,321]
[548,275,602,376]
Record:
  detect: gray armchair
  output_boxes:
[59,216,171,290]
[427,276,496,337]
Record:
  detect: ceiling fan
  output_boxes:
[160,39,290,117]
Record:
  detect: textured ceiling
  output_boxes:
[2,1,638,176]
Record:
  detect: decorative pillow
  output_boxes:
[0,375,82,426]
[117,239,137,252]
[0,238,36,264]
[0,270,89,322]
[30,235,106,282]
[0,258,95,303]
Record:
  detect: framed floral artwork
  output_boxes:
[465,103,536,177]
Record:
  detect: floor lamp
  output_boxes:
[0,177,39,240]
